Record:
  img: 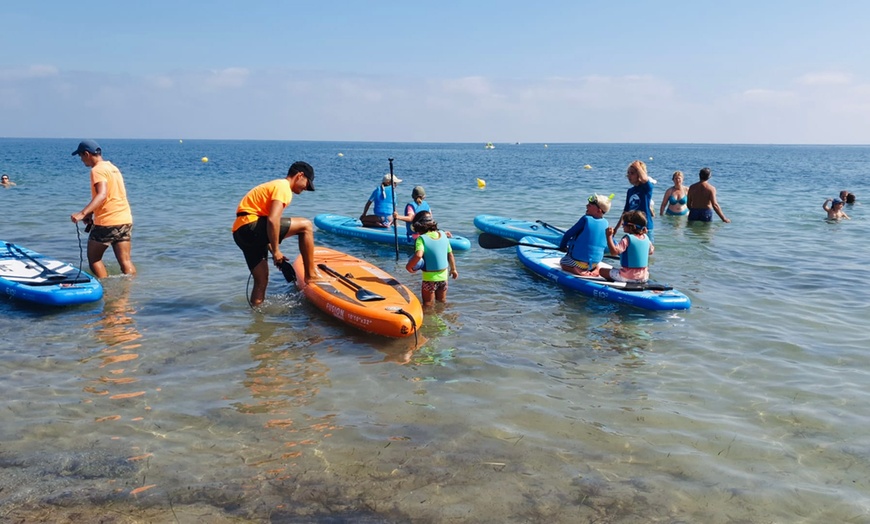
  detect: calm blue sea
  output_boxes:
[1,138,868,522]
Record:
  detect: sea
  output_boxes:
[0,138,868,523]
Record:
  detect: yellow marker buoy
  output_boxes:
[583,164,592,170]
[338,152,344,157]
[476,178,486,188]
[201,157,208,163]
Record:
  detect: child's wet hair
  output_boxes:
[622,210,647,231]
[412,211,438,233]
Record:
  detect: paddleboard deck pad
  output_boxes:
[314,214,471,251]
[473,214,564,244]
[515,236,691,311]
[293,246,423,337]
[0,241,103,306]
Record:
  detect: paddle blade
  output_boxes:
[356,289,386,301]
[477,233,519,249]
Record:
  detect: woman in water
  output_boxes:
[659,170,688,216]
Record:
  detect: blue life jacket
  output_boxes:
[620,235,650,268]
[372,185,395,216]
[405,200,431,237]
[421,231,450,271]
[566,216,608,266]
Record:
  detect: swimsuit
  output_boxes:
[688,208,714,222]
[665,193,689,215]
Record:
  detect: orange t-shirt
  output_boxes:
[91,161,133,226]
[231,178,294,232]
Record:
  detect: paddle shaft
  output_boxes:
[477,233,564,251]
[317,263,385,301]
[389,158,398,260]
[477,233,619,259]
[536,220,566,234]
[6,243,59,275]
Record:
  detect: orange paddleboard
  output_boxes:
[293,247,423,338]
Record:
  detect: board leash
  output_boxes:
[74,222,86,280]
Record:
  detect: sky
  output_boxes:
[2,1,869,144]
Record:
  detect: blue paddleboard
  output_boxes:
[515,236,691,311]
[314,214,472,251]
[0,242,103,306]
[473,214,565,244]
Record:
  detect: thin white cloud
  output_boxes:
[204,67,249,89]
[2,64,870,144]
[738,88,799,105]
[0,64,59,81]
[796,72,852,86]
[440,76,493,97]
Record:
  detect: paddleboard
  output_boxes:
[515,236,691,311]
[293,246,423,338]
[0,241,103,306]
[473,214,565,244]
[314,214,472,251]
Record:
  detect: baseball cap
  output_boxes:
[288,161,315,191]
[382,173,402,185]
[72,140,101,156]
[832,198,843,205]
[588,193,612,213]
[412,186,426,199]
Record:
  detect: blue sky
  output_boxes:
[2,1,868,143]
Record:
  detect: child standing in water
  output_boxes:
[405,211,458,306]
[602,210,655,283]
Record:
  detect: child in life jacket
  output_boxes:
[405,211,458,306]
[393,185,453,240]
[559,193,612,276]
[602,210,654,283]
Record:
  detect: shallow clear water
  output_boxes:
[1,139,868,522]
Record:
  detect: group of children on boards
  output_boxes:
[823,190,856,221]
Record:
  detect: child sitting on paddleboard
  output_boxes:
[393,185,453,240]
[823,198,850,221]
[558,193,613,276]
[602,210,654,284]
[405,211,458,306]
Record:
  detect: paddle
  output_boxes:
[317,264,385,301]
[477,233,620,260]
[389,158,398,261]
[5,242,67,281]
[478,233,565,251]
[535,220,565,234]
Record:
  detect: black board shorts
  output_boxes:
[688,208,713,222]
[233,217,292,271]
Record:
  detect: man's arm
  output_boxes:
[710,188,730,223]
[267,199,286,263]
[71,180,107,223]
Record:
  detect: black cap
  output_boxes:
[289,161,315,191]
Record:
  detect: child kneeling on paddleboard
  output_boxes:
[559,193,613,276]
[603,210,654,283]
[405,211,458,306]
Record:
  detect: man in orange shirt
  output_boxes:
[70,140,136,278]
[232,161,319,306]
